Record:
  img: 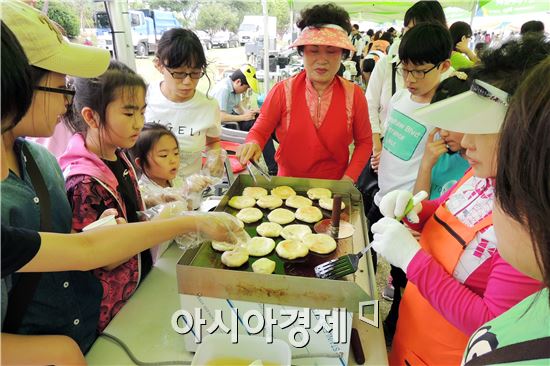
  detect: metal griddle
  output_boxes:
[177,175,376,313]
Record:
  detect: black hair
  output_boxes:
[387,27,396,33]
[352,24,359,31]
[431,70,472,103]
[66,60,147,136]
[520,20,544,35]
[295,3,352,59]
[450,21,473,50]
[155,28,212,94]
[130,122,178,175]
[474,42,487,55]
[1,21,33,133]
[496,57,550,295]
[230,69,248,86]
[399,22,452,66]
[379,31,394,44]
[468,33,550,95]
[403,1,447,28]
[367,29,374,37]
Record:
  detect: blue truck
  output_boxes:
[94,9,180,56]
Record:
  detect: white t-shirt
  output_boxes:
[145,81,221,177]
[374,89,434,206]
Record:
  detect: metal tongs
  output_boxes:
[246,160,272,184]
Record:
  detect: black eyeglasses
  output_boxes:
[166,68,205,80]
[34,86,75,105]
[396,62,441,80]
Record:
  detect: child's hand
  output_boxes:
[198,212,249,244]
[203,149,226,178]
[422,129,447,168]
[99,208,126,224]
[186,174,217,193]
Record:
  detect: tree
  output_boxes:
[147,0,199,26]
[36,0,80,38]
[268,0,290,36]
[196,3,238,33]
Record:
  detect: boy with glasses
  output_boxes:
[373,21,453,343]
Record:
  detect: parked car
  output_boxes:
[194,30,212,50]
[211,31,239,48]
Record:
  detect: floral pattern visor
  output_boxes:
[291,26,356,52]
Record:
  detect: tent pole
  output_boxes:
[470,0,479,27]
[262,0,269,96]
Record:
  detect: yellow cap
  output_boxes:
[1,0,110,78]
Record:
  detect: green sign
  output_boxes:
[383,109,427,161]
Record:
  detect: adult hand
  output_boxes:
[237,142,262,165]
[371,150,381,173]
[379,190,423,223]
[422,128,447,168]
[371,217,421,272]
[241,110,257,121]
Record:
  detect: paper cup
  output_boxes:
[82,214,117,232]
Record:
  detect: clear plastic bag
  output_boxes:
[139,201,249,251]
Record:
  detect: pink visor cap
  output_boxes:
[291,25,355,52]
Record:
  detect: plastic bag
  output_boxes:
[140,201,250,251]
[202,148,227,181]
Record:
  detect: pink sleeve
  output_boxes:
[344,87,372,181]
[245,83,284,149]
[407,250,542,335]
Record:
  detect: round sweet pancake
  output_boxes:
[256,195,283,209]
[302,233,337,254]
[246,237,276,256]
[256,222,283,238]
[236,207,263,223]
[228,195,256,209]
[318,197,346,211]
[267,208,295,225]
[295,206,323,223]
[280,224,312,241]
[221,248,249,267]
[276,239,309,260]
[252,258,276,274]
[211,241,236,252]
[242,187,268,199]
[271,186,296,200]
[285,195,313,209]
[306,188,332,200]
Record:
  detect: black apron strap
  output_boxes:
[391,61,397,96]
[465,337,550,366]
[3,144,52,332]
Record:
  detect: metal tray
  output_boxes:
[177,175,376,312]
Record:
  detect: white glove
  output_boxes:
[371,217,421,273]
[379,190,427,223]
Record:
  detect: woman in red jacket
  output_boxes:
[237,3,372,182]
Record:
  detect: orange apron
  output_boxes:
[275,72,352,180]
[389,170,493,365]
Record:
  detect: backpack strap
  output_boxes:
[465,337,550,366]
[3,143,52,332]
